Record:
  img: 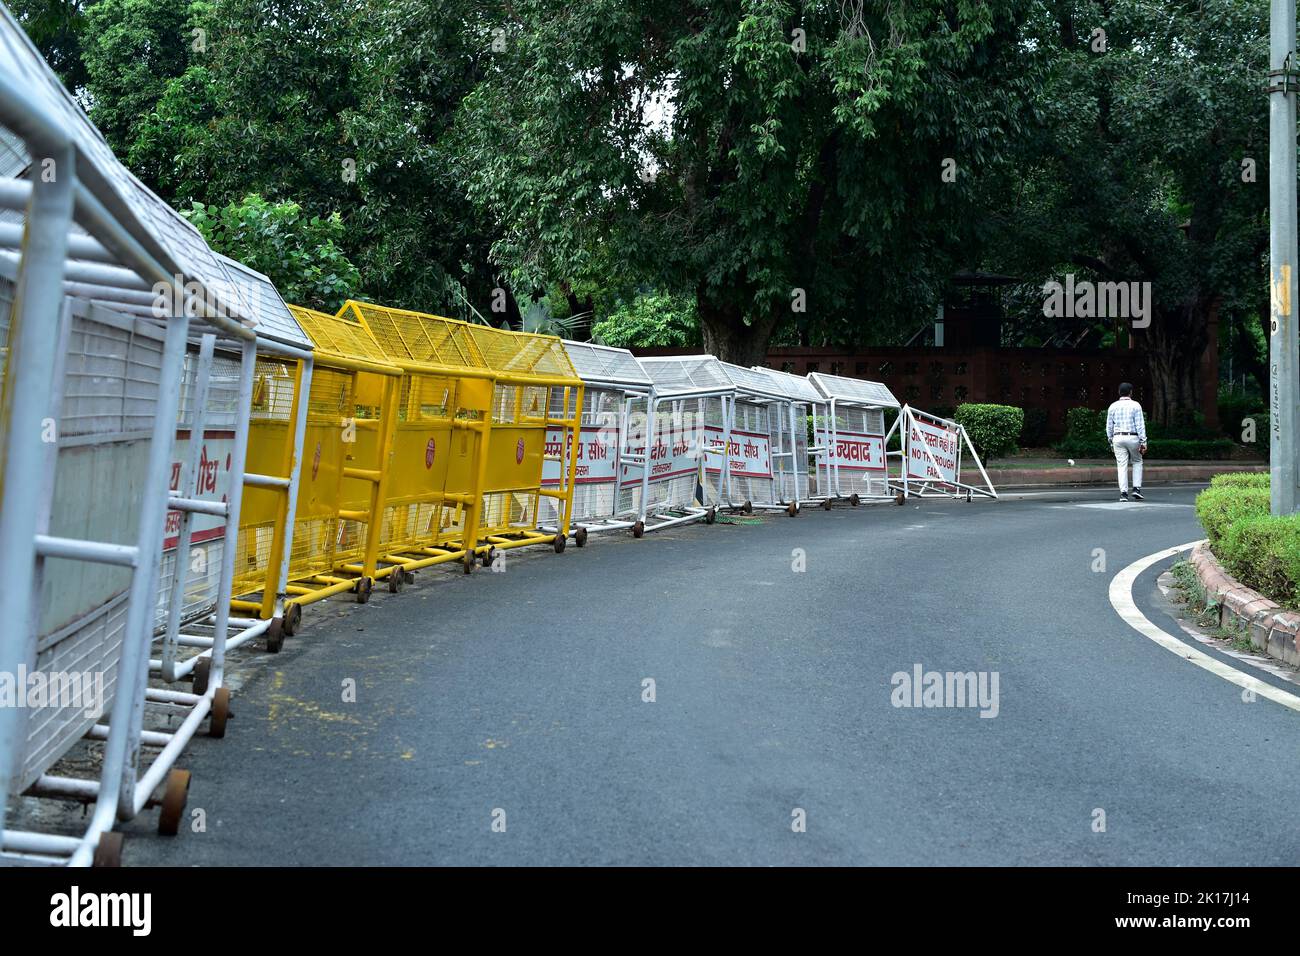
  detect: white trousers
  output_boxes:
[1113,436,1143,492]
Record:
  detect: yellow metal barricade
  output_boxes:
[228,352,306,624]
[340,301,584,570]
[229,305,403,637]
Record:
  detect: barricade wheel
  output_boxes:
[966,491,973,503]
[355,577,373,604]
[191,657,211,696]
[388,571,403,594]
[209,687,231,739]
[743,500,753,514]
[575,527,588,548]
[157,769,191,836]
[822,498,832,511]
[92,832,123,868]
[481,547,498,567]
[850,494,860,507]
[632,520,645,538]
[463,553,475,574]
[894,491,906,506]
[705,507,716,525]
[553,534,567,554]
[404,569,417,585]
[283,602,302,637]
[786,502,797,518]
[266,618,284,654]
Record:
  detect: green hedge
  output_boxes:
[1020,407,1049,447]
[1209,472,1270,489]
[1194,484,1270,550]
[1217,514,1300,608]
[1055,406,1236,459]
[953,403,1023,461]
[1195,474,1300,608]
[1218,391,1265,437]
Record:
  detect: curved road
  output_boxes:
[124,485,1300,865]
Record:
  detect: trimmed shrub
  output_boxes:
[1056,407,1109,458]
[954,404,1024,461]
[1146,438,1236,460]
[1217,514,1300,608]
[1147,413,1216,442]
[1209,472,1270,490]
[1242,411,1271,461]
[1195,485,1271,549]
[1020,407,1049,447]
[1056,405,1235,459]
[1218,391,1266,439]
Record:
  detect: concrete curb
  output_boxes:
[1189,542,1300,668]
[987,463,1267,489]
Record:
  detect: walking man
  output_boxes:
[1105,382,1146,501]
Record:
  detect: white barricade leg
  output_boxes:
[109,310,191,826]
[0,153,74,846]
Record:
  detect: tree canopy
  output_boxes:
[7,0,1275,420]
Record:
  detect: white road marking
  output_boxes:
[1109,542,1300,713]
[1155,572,1300,684]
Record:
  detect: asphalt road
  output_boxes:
[122,485,1300,865]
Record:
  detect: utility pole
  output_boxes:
[1269,0,1300,514]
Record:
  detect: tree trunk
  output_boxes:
[1141,303,1211,428]
[698,295,779,366]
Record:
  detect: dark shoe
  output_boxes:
[1120,491,1129,501]
[1131,489,1144,501]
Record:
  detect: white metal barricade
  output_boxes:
[807,371,900,507]
[754,366,830,508]
[711,362,801,516]
[539,340,653,539]
[631,355,736,531]
[148,257,313,680]
[885,404,998,502]
[0,7,292,866]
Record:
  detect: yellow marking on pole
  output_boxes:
[1272,264,1292,331]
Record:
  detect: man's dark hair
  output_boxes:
[1118,382,1133,397]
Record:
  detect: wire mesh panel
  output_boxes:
[756,366,825,503]
[537,341,651,531]
[807,371,899,500]
[539,384,623,525]
[706,398,775,506]
[344,301,583,555]
[378,369,461,554]
[12,300,167,793]
[241,304,405,608]
[641,396,714,511]
[286,364,354,581]
[229,353,301,604]
[828,405,890,498]
[614,392,651,518]
[155,349,243,631]
[636,356,737,514]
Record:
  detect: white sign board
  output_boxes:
[164,430,236,551]
[907,416,959,484]
[542,426,620,486]
[817,428,886,471]
[704,426,772,479]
